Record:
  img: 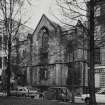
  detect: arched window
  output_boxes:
[39,27,49,64]
[41,27,49,50]
[38,27,49,81]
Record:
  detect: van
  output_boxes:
[44,87,72,102]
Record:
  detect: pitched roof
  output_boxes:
[33,14,61,34]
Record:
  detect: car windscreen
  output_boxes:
[97,89,105,94]
[28,87,36,91]
[97,91,105,94]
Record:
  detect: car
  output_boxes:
[10,86,40,99]
[24,86,40,99]
[0,88,7,96]
[10,87,25,96]
[44,87,72,102]
[80,88,105,104]
[0,92,7,96]
[10,89,17,96]
[15,86,28,97]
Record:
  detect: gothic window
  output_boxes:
[23,49,27,58]
[39,27,49,81]
[39,27,49,64]
[42,28,49,50]
[39,66,49,80]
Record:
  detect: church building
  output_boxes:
[27,14,87,93]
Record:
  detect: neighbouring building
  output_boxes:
[0,19,33,86]
[90,0,105,88]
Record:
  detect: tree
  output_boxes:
[0,0,31,96]
[63,27,83,103]
[55,0,97,104]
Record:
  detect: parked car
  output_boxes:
[79,88,105,104]
[10,89,17,96]
[11,86,29,97]
[15,86,28,97]
[0,87,7,96]
[0,92,7,96]
[24,86,40,99]
[10,86,40,99]
[44,87,72,102]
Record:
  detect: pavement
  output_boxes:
[0,96,104,105]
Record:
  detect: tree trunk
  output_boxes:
[7,34,11,96]
[6,0,12,96]
[71,50,75,103]
[88,0,96,105]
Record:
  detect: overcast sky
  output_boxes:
[22,0,86,30]
[24,0,60,29]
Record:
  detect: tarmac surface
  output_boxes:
[0,96,104,105]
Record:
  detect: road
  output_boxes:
[0,96,104,105]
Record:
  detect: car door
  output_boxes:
[18,88,23,96]
[58,88,68,101]
[10,89,17,96]
[45,88,56,100]
[96,91,105,103]
[66,88,72,100]
[17,88,25,96]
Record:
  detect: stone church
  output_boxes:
[18,0,105,91]
[26,14,87,92]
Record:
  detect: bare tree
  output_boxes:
[0,0,31,96]
[55,0,97,104]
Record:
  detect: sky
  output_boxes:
[23,0,61,29]
[23,0,86,30]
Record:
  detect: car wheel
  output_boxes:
[31,96,34,99]
[64,99,68,102]
[16,94,19,97]
[24,94,27,98]
[85,98,90,105]
[22,94,25,97]
[23,94,26,97]
[63,99,66,102]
